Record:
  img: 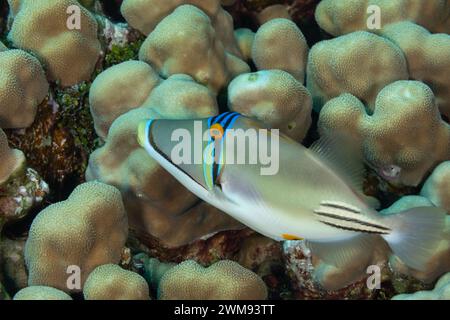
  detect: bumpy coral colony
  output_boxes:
[0,0,449,302]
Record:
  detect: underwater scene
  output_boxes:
[0,0,449,304]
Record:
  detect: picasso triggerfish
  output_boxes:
[138,112,445,271]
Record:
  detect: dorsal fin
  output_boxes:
[309,132,365,193]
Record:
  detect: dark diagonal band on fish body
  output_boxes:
[319,200,362,214]
[318,220,388,235]
[313,206,391,235]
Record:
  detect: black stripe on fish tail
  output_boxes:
[313,210,392,233]
[319,220,388,235]
[320,201,361,214]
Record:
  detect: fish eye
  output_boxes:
[380,164,402,179]
[210,123,224,140]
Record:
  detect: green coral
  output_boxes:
[54,82,101,175]
[55,83,99,149]
[104,39,145,68]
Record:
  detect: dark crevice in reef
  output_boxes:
[5,81,100,205]
[227,0,323,46]
[99,0,126,23]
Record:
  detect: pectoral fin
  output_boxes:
[309,132,365,193]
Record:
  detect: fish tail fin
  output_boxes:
[381,206,446,271]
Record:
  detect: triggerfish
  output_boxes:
[138,112,445,270]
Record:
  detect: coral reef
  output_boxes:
[315,0,450,36]
[307,31,408,111]
[8,0,101,86]
[0,237,28,294]
[380,22,450,119]
[133,254,176,291]
[138,5,249,93]
[155,259,268,300]
[392,273,450,300]
[311,1,450,122]
[257,4,292,24]
[83,264,150,300]
[89,60,160,139]
[25,181,128,292]
[252,18,308,82]
[234,28,255,60]
[421,161,450,212]
[318,81,450,186]
[0,0,448,302]
[121,0,242,56]
[13,286,73,300]
[0,49,48,128]
[228,69,312,140]
[0,168,48,231]
[0,128,25,185]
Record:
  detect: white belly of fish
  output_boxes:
[217,172,361,243]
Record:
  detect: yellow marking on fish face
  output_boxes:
[210,123,224,140]
[282,234,304,240]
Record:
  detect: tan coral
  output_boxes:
[257,4,292,25]
[24,181,128,292]
[252,18,308,82]
[0,49,48,128]
[319,81,450,187]
[307,31,409,112]
[141,74,219,117]
[83,264,150,300]
[13,286,73,300]
[8,0,101,86]
[315,0,450,36]
[0,129,25,185]
[89,61,161,139]
[234,28,255,61]
[421,161,450,212]
[158,260,268,300]
[138,5,249,93]
[392,273,450,300]
[380,22,450,119]
[228,70,312,141]
[120,0,241,56]
[86,105,242,248]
